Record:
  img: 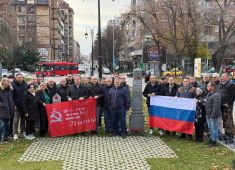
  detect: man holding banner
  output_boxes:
[67,76,89,101]
[143,75,164,135]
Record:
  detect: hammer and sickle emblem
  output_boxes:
[50,110,62,123]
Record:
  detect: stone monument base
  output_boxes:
[129,113,145,133]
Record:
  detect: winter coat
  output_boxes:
[88,83,104,106]
[205,92,221,119]
[195,95,206,123]
[47,82,57,99]
[218,81,235,107]
[36,90,52,116]
[198,81,209,93]
[103,85,113,109]
[66,79,74,85]
[109,85,130,110]
[163,83,179,97]
[12,79,27,108]
[57,85,69,102]
[0,82,14,119]
[22,91,39,120]
[143,81,164,108]
[67,84,89,100]
[176,86,195,99]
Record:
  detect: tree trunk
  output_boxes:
[212,46,226,73]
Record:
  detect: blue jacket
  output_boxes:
[109,85,130,110]
[103,85,113,109]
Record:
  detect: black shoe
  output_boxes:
[207,139,213,145]
[179,134,186,138]
[209,141,217,147]
[187,135,193,140]
[218,134,225,141]
[121,134,127,139]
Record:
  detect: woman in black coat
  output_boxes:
[195,88,206,142]
[36,82,51,137]
[23,84,39,140]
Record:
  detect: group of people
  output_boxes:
[143,73,235,146]
[0,71,234,147]
[0,73,130,144]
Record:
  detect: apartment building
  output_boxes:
[60,1,74,61]
[4,0,75,61]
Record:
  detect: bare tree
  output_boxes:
[125,0,207,72]
[209,0,235,72]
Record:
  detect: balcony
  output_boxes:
[35,0,49,5]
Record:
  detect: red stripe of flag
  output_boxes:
[149,116,195,135]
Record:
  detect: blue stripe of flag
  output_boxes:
[150,105,195,123]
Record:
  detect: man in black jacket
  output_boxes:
[47,78,57,99]
[12,73,27,140]
[143,75,164,135]
[218,73,235,144]
[66,74,74,85]
[88,76,104,132]
[57,78,69,102]
[67,75,89,101]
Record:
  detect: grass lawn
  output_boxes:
[0,132,234,170]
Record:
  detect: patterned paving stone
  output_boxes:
[19,136,176,170]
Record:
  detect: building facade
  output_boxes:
[4,0,76,61]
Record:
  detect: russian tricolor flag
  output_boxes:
[150,96,196,134]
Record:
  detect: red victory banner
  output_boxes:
[46,98,97,137]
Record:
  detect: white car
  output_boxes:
[78,65,86,74]
[8,71,30,77]
[201,68,215,78]
[102,67,111,74]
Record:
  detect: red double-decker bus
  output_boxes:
[35,62,79,77]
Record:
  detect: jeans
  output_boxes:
[104,107,112,132]
[0,119,10,142]
[13,108,26,134]
[111,107,127,135]
[207,116,219,141]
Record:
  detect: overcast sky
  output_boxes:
[64,0,131,56]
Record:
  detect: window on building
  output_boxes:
[28,6,35,14]
[18,26,26,33]
[28,15,36,22]
[28,26,36,32]
[18,5,26,13]
[18,16,26,24]
[132,0,136,5]
[27,0,34,4]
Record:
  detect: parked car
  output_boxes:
[201,68,215,78]
[7,70,30,77]
[78,65,86,74]
[162,68,183,77]
[102,67,111,74]
[127,70,146,78]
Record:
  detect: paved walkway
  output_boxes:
[19,136,176,170]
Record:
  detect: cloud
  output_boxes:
[64,0,131,54]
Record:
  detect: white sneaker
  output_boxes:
[25,135,33,140]
[149,129,154,135]
[29,134,36,140]
[13,134,19,140]
[19,132,26,138]
[158,130,164,136]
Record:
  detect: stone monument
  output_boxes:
[129,68,145,133]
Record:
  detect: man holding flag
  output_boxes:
[143,75,164,135]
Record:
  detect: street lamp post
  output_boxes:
[111,19,117,73]
[83,0,115,78]
[85,26,97,76]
